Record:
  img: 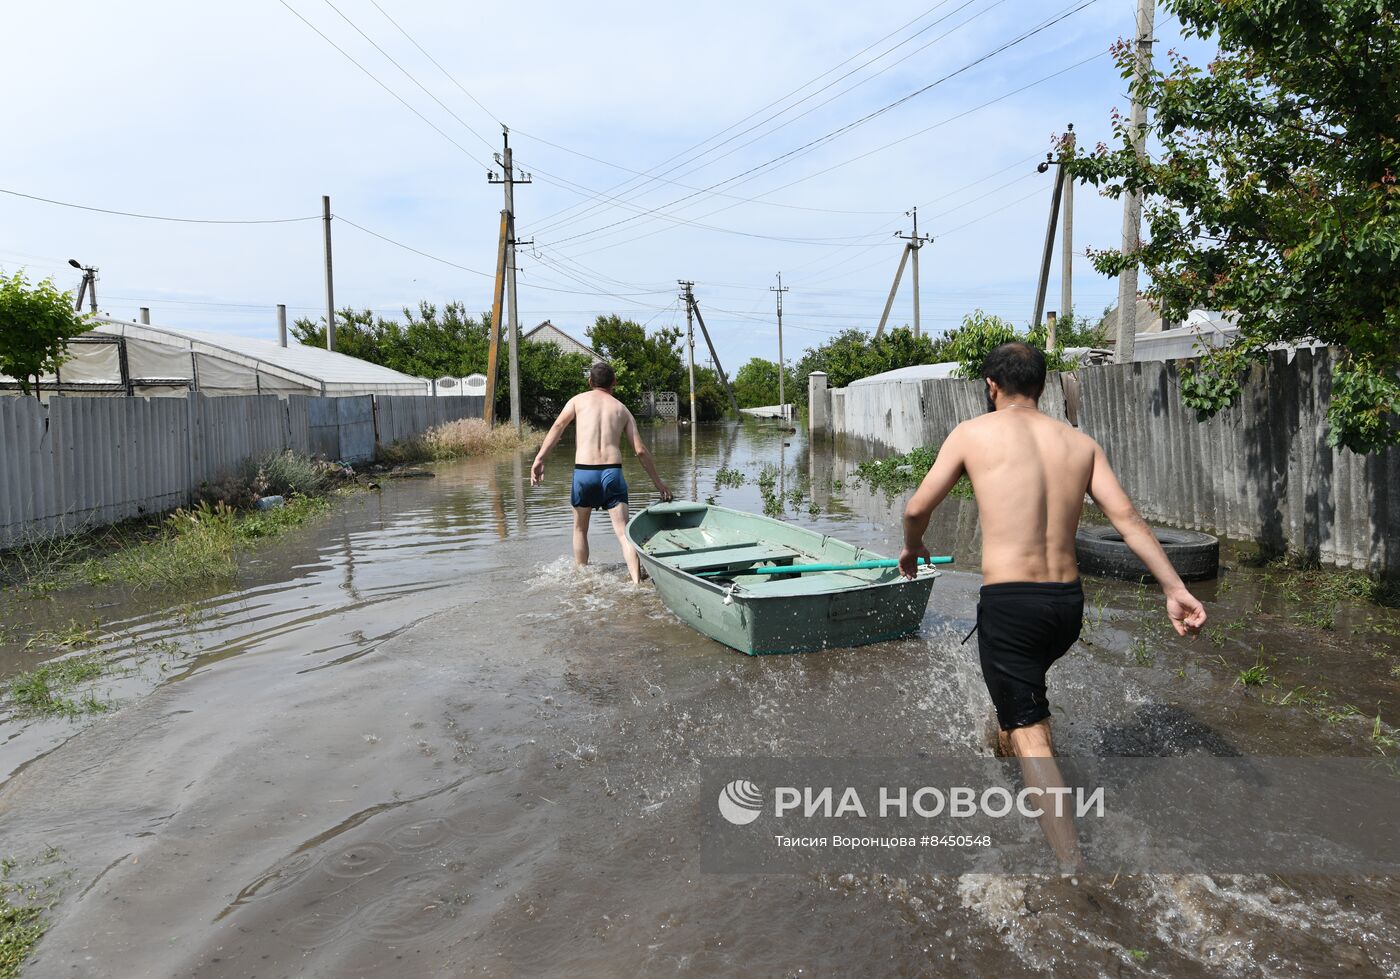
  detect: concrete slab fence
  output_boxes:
[811,349,1397,574]
[0,392,484,548]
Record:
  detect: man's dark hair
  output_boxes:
[981,341,1046,399]
[589,362,616,389]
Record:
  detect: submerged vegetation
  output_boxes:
[849,445,974,499]
[7,654,109,718]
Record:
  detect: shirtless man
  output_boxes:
[899,342,1206,865]
[531,363,673,583]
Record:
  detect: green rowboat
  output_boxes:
[627,502,940,655]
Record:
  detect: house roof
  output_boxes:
[522,320,601,359]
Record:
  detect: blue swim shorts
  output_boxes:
[571,463,628,510]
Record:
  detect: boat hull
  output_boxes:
[628,502,938,655]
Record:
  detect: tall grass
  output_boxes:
[380,419,540,463]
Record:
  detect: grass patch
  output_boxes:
[5,492,336,596]
[0,894,44,979]
[379,419,540,463]
[8,654,110,718]
[1235,660,1273,687]
[850,445,974,499]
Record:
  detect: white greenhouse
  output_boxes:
[1,316,430,400]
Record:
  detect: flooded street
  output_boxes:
[2,422,1399,977]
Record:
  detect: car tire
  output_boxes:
[1075,525,1219,582]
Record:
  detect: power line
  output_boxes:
[275,0,490,169]
[0,187,319,224]
[520,0,969,231]
[537,0,1103,254]
[365,0,505,128]
[523,0,996,236]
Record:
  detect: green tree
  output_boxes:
[692,365,730,421]
[292,303,587,423]
[0,270,91,395]
[585,314,684,411]
[732,357,797,408]
[1068,0,1400,452]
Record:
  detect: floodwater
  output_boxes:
[2,421,1399,977]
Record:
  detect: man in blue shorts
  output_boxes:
[531,363,673,583]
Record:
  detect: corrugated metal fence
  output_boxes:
[822,349,1397,573]
[0,392,484,548]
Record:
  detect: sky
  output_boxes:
[0,0,1212,371]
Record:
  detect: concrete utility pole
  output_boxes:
[277,304,287,347]
[679,281,697,430]
[1060,126,1075,327]
[685,290,741,417]
[875,245,911,338]
[1032,130,1071,334]
[139,307,151,325]
[68,259,98,314]
[1116,0,1155,363]
[489,127,532,433]
[895,207,931,339]
[770,273,789,420]
[322,195,336,352]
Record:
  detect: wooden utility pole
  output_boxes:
[485,209,508,425]
[895,207,931,339]
[1060,126,1075,326]
[680,281,697,430]
[488,128,531,432]
[1116,0,1155,363]
[322,195,336,352]
[685,291,740,417]
[770,273,789,420]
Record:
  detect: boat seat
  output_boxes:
[667,544,800,574]
[648,540,760,559]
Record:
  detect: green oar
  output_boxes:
[698,556,952,577]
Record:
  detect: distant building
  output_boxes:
[522,320,601,361]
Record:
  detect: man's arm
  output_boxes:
[627,412,672,502]
[1087,441,1207,636]
[530,398,577,486]
[898,426,969,577]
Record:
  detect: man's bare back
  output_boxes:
[943,408,1095,584]
[570,389,632,466]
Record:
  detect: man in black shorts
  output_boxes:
[899,342,1206,862]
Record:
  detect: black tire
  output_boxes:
[1076,525,1219,582]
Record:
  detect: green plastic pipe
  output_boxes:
[698,556,952,577]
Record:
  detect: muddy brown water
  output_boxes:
[2,422,1399,977]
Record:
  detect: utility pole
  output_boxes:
[1032,129,1071,334]
[322,195,336,352]
[68,259,98,314]
[277,304,287,347]
[1060,126,1075,330]
[895,207,931,339]
[875,245,911,338]
[1116,0,1155,363]
[685,289,741,417]
[485,209,508,426]
[770,273,789,420]
[489,127,531,433]
[679,281,697,430]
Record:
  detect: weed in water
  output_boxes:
[1126,949,1149,964]
[807,501,821,516]
[7,654,110,718]
[714,467,745,489]
[1236,658,1273,688]
[23,621,101,651]
[1129,637,1154,667]
[1292,605,1337,631]
[850,445,973,498]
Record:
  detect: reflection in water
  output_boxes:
[0,422,1396,978]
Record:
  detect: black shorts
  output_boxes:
[974,580,1084,731]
